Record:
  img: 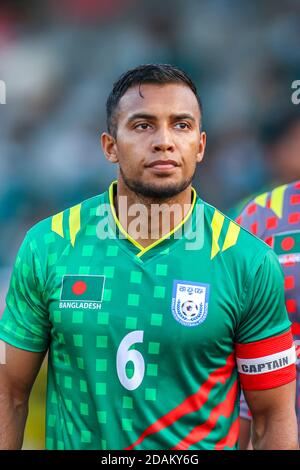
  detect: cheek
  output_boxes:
[176,131,199,148]
[116,140,145,172]
[179,140,200,162]
[117,131,146,153]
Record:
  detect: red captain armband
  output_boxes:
[235,330,296,390]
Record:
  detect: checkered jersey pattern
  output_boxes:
[237,181,300,435]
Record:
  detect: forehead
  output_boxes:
[117,83,200,120]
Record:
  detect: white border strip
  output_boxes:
[237,345,296,375]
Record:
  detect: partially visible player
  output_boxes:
[237,181,300,448]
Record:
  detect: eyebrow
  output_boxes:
[126,112,196,123]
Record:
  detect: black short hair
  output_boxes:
[106,63,203,137]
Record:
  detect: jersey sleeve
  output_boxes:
[235,249,296,390]
[0,230,50,352]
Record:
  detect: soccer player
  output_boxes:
[236,181,300,448]
[0,64,298,450]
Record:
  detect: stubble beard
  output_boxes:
[119,166,195,201]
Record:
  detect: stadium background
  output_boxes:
[0,0,300,449]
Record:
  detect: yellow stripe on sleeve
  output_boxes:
[69,204,81,247]
[222,221,240,252]
[254,192,268,208]
[270,184,288,218]
[51,212,64,238]
[211,210,225,260]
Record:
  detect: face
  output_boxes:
[101,83,206,199]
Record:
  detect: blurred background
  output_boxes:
[1,0,300,449]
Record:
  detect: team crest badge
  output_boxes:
[171,280,209,327]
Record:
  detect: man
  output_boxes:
[0,64,298,450]
[236,181,300,448]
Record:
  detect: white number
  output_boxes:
[116,330,145,390]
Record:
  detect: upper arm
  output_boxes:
[0,230,50,352]
[0,342,46,404]
[243,382,297,449]
[236,249,291,345]
[244,381,296,418]
[235,249,296,391]
[0,231,50,403]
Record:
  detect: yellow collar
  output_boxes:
[108,180,197,258]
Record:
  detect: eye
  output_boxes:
[134,122,152,130]
[174,122,190,130]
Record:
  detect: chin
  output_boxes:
[120,167,193,199]
[135,179,191,199]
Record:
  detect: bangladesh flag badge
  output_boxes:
[60,275,105,309]
[274,231,300,265]
[274,231,300,255]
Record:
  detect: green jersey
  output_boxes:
[0,181,293,450]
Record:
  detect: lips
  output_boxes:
[148,159,179,170]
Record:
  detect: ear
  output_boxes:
[196,131,206,163]
[101,132,119,163]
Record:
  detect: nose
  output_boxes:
[151,127,175,153]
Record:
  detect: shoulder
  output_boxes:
[25,191,107,253]
[236,181,300,235]
[202,199,271,263]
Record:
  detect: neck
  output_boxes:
[113,177,193,248]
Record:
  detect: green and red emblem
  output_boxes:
[274,231,300,255]
[61,275,105,302]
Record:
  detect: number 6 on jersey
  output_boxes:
[116,330,145,390]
